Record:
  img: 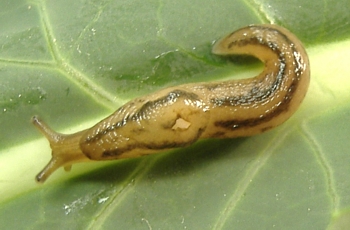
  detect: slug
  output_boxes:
[32,24,310,183]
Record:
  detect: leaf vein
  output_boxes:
[213,130,289,229]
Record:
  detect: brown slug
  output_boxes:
[32,24,310,183]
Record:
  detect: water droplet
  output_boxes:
[98,197,109,204]
[275,193,280,200]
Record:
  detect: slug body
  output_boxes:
[33,24,310,183]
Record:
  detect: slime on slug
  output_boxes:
[32,24,310,183]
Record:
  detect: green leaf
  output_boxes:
[1,0,350,229]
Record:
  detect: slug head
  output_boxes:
[32,116,90,183]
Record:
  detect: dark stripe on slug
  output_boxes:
[135,89,201,120]
[215,75,298,130]
[212,36,289,106]
[101,141,188,158]
[84,89,201,144]
[213,26,304,130]
[227,25,290,49]
[101,127,205,158]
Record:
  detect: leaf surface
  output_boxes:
[1,0,350,229]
